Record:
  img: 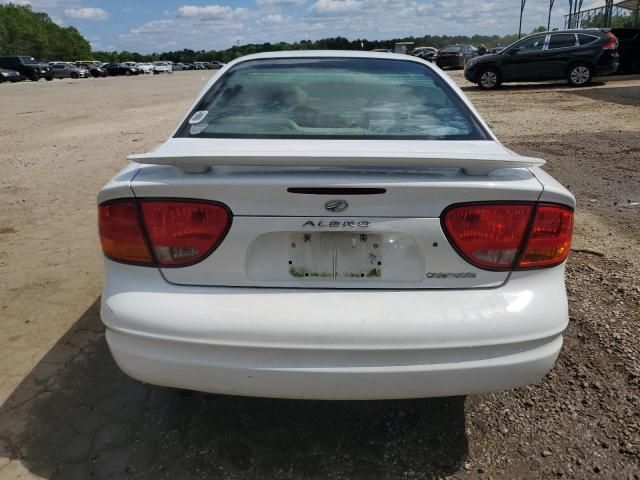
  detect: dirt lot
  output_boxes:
[0,70,639,480]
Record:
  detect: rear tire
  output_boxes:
[477,68,501,90]
[567,63,592,87]
[71,72,79,79]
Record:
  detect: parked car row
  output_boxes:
[405,28,621,89]
[0,57,226,83]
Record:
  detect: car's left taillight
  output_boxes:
[99,199,232,267]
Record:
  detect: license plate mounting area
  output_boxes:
[288,232,382,280]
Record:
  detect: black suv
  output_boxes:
[464,29,619,89]
[0,56,53,81]
[436,45,476,69]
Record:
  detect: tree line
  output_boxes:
[92,33,524,64]
[0,4,91,60]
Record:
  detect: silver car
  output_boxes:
[50,63,90,79]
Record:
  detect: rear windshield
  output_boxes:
[176,58,488,140]
[440,46,462,53]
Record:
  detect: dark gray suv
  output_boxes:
[464,29,619,89]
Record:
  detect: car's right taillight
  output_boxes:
[603,31,618,50]
[442,202,573,271]
[139,200,231,267]
[98,198,232,267]
[99,199,154,266]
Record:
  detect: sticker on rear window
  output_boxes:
[190,123,208,135]
[188,110,208,124]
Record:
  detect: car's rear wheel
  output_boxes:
[567,64,592,87]
[71,72,79,79]
[477,68,501,90]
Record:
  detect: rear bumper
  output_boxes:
[101,261,569,400]
[436,57,464,69]
[595,62,619,77]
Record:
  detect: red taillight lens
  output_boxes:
[99,199,232,267]
[442,202,573,270]
[603,31,618,50]
[443,204,533,270]
[99,200,153,265]
[518,204,573,268]
[139,200,231,267]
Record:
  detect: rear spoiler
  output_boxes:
[128,141,545,175]
[129,152,545,175]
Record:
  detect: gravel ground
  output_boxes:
[0,70,639,479]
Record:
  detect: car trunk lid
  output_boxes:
[129,140,544,289]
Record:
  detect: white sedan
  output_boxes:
[98,51,574,400]
[152,61,172,74]
[137,62,154,74]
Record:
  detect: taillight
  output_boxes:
[443,204,533,270]
[442,203,573,270]
[99,200,153,266]
[517,204,573,268]
[98,199,232,267]
[603,31,618,50]
[140,200,231,267]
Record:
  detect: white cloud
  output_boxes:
[264,13,285,23]
[0,0,80,7]
[310,0,363,14]
[64,7,109,20]
[177,4,249,19]
[257,0,305,5]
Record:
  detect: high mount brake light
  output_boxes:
[442,203,573,271]
[98,199,232,267]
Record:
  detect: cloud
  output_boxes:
[64,7,109,20]
[257,13,290,26]
[257,0,305,5]
[265,13,285,22]
[116,0,569,53]
[177,4,249,19]
[310,0,363,14]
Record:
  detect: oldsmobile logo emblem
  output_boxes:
[324,199,348,212]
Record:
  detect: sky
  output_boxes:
[3,0,596,53]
